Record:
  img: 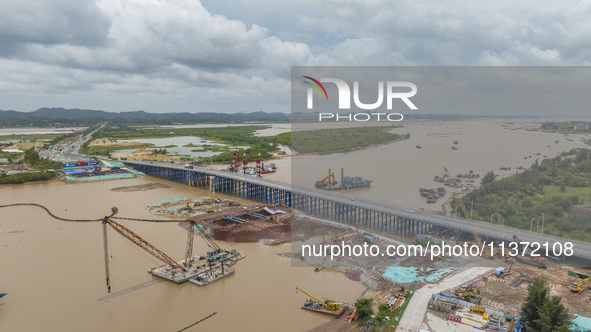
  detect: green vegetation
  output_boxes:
[0,133,63,142]
[355,290,414,332]
[0,171,55,185]
[283,126,406,154]
[521,276,570,331]
[0,150,24,164]
[86,125,276,163]
[462,148,591,242]
[541,121,591,133]
[355,298,373,319]
[24,149,62,170]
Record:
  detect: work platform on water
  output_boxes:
[123,160,591,263]
[301,304,346,317]
[101,207,245,292]
[148,251,244,284]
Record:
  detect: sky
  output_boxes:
[1,0,590,114]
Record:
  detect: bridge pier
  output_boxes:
[123,161,591,263]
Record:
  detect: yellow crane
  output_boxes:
[295,287,339,310]
[442,167,494,258]
[569,278,590,293]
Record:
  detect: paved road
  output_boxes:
[124,160,591,260]
[39,126,101,163]
[397,267,493,331]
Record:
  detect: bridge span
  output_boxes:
[124,160,591,262]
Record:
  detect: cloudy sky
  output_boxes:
[1,0,590,114]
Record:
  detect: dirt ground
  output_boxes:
[446,265,591,318]
[89,138,141,147]
[111,182,171,192]
[180,206,297,245]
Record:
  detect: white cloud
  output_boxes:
[0,0,590,113]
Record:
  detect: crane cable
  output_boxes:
[0,203,189,223]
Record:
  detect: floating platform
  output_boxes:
[301,304,346,317]
[149,251,244,284]
[189,268,235,286]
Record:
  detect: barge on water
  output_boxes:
[189,268,235,286]
[149,249,244,284]
[301,303,346,318]
[315,168,371,190]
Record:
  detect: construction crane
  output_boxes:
[182,220,224,267]
[569,278,590,293]
[102,207,186,293]
[443,167,493,258]
[295,287,339,310]
[513,235,547,265]
[71,129,79,141]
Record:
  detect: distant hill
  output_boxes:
[0,107,289,127]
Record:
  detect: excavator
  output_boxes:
[569,278,591,293]
[296,287,340,311]
[454,285,482,303]
[315,169,337,188]
[206,205,220,213]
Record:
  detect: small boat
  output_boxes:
[416,145,422,149]
[451,146,458,150]
[453,141,459,144]
[0,293,6,299]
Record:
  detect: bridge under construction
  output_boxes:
[124,160,591,263]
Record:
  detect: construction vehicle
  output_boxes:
[569,278,591,293]
[296,287,339,310]
[453,285,482,303]
[206,205,220,213]
[443,167,494,259]
[315,169,337,188]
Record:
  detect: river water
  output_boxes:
[1,119,589,331]
[291,119,590,212]
[0,177,364,331]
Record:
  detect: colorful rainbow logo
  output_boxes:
[302,76,328,100]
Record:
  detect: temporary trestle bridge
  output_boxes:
[124,160,591,263]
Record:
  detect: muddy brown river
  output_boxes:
[0,177,364,331]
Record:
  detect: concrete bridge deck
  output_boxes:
[123,160,591,262]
